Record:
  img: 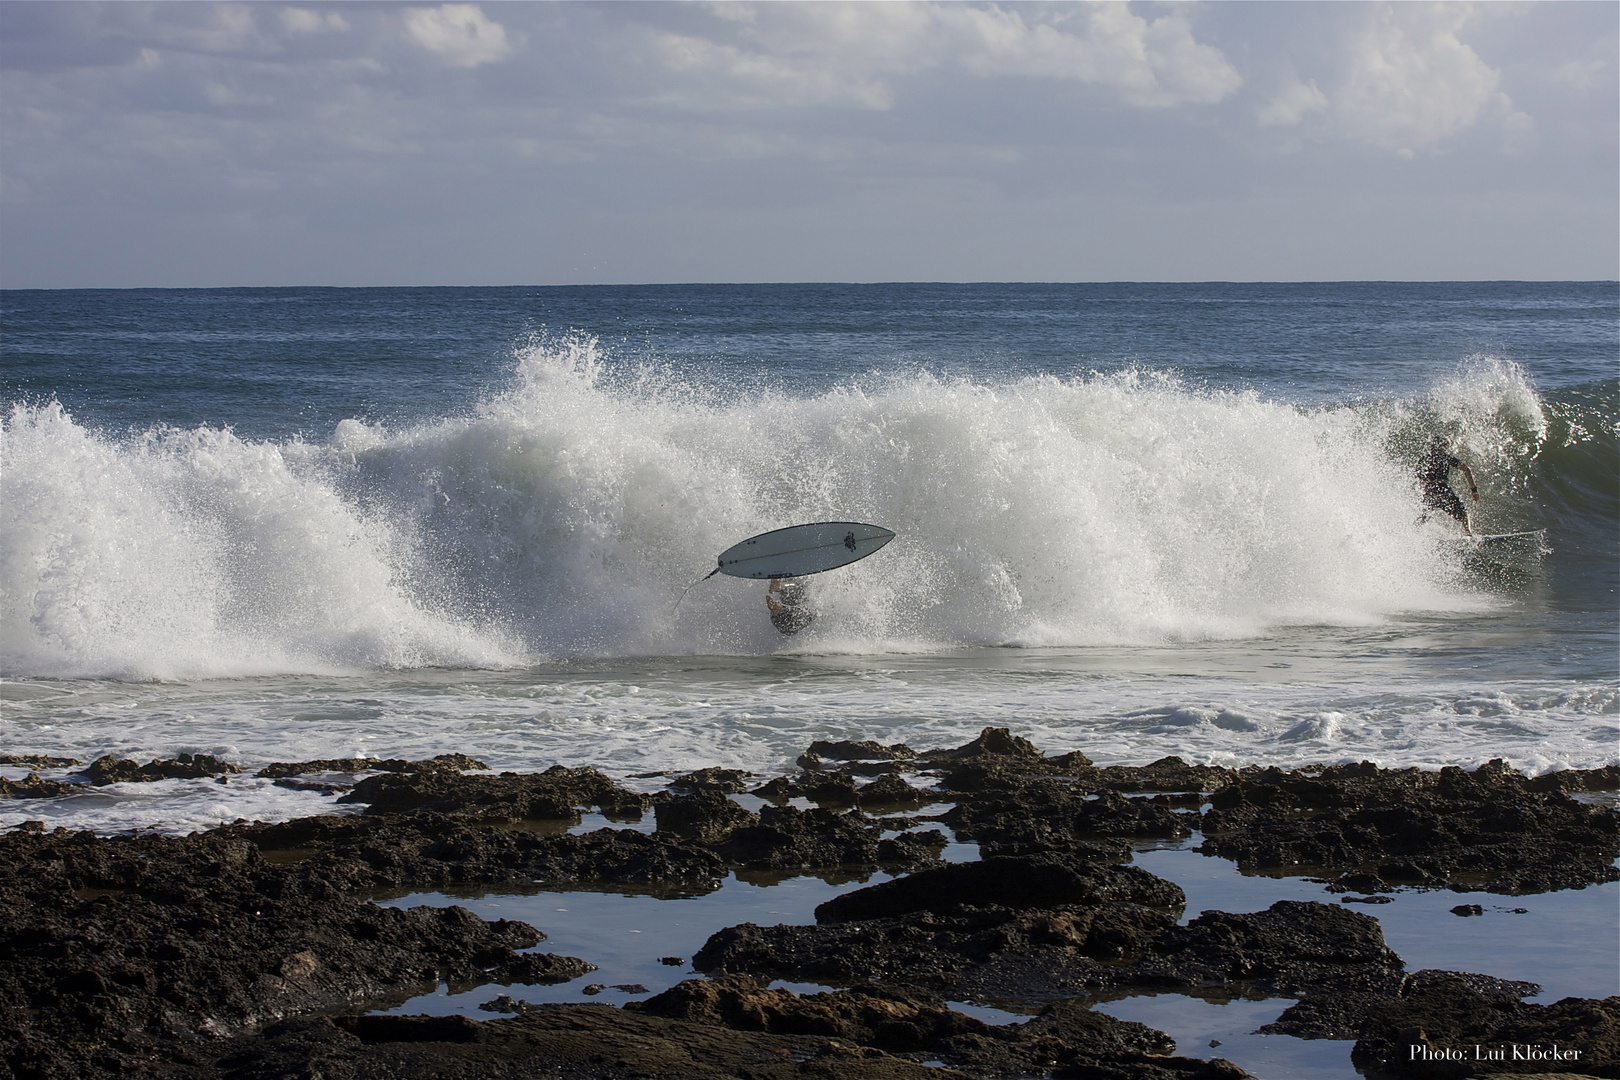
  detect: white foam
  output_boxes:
[2,655,1613,835]
[4,339,1521,679]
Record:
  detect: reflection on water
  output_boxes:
[369,829,1616,1080]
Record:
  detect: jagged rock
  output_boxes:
[655,792,759,845]
[1199,759,1620,892]
[713,804,945,871]
[814,854,1184,924]
[0,772,83,799]
[337,763,649,821]
[668,767,753,794]
[858,773,937,809]
[82,753,241,785]
[0,755,82,768]
[798,740,917,772]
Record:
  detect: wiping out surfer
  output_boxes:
[1417,436,1479,536]
[678,521,892,635]
[766,577,813,635]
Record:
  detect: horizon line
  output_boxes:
[4,279,1618,292]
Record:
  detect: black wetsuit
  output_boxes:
[1417,444,1467,524]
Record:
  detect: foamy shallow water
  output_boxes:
[2,635,1615,835]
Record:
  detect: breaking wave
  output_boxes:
[3,336,1606,678]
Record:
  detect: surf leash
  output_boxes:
[673,567,721,613]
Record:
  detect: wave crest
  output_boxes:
[6,345,1578,678]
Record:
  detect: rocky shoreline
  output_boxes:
[3,730,1617,1080]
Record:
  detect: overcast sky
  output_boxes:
[1,1,1614,287]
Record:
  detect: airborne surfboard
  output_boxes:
[714,521,895,579]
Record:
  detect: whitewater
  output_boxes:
[1,283,1615,834]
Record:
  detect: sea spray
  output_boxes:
[0,340,1587,679]
[0,401,521,679]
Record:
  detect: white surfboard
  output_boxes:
[715,521,895,579]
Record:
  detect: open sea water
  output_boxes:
[1,282,1616,835]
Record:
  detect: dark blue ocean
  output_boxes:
[1,282,1616,835]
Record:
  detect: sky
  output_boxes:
[1,1,1615,287]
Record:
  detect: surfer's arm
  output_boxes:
[1456,462,1479,501]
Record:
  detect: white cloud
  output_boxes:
[281,9,349,36]
[402,4,513,68]
[646,2,1242,111]
[1257,78,1328,128]
[1548,58,1606,92]
[1332,4,1510,154]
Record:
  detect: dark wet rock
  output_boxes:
[809,739,917,761]
[1267,970,1620,1078]
[1265,969,1542,1041]
[1199,759,1620,893]
[751,774,797,801]
[504,952,598,984]
[1151,901,1400,994]
[1451,904,1484,916]
[0,754,82,768]
[946,780,1196,852]
[799,740,917,771]
[479,993,528,1013]
[632,973,992,1050]
[1329,871,1396,895]
[764,767,868,809]
[257,756,485,779]
[751,767,895,806]
[0,825,592,1079]
[858,773,937,809]
[0,771,83,798]
[81,752,241,785]
[631,975,1254,1080]
[245,814,728,892]
[814,855,1184,924]
[913,735,1224,803]
[693,903,1165,998]
[337,763,651,821]
[713,804,945,871]
[696,897,1399,1006]
[13,734,1608,1080]
[668,767,753,794]
[655,791,759,845]
[939,998,1257,1080]
[272,774,357,793]
[1527,764,1620,793]
[923,727,1048,763]
[918,728,1099,793]
[212,1005,974,1079]
[797,770,862,808]
[1097,756,1237,794]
